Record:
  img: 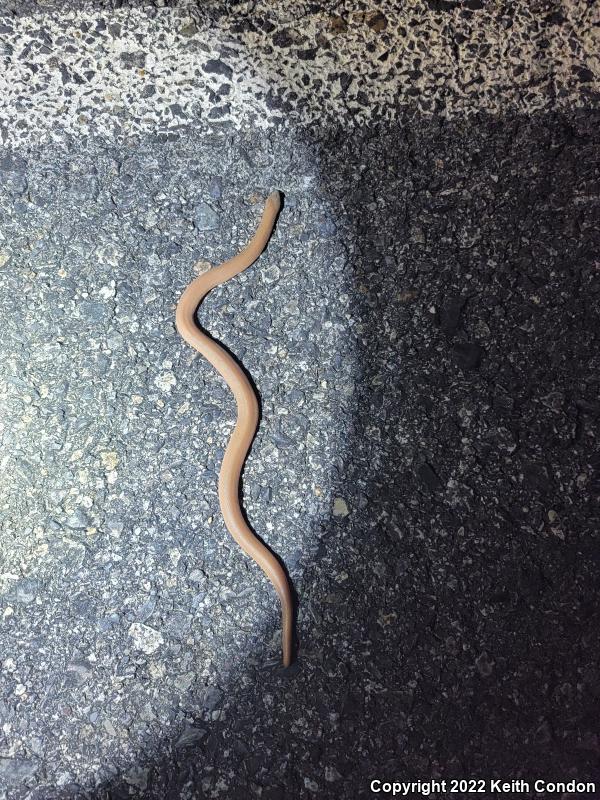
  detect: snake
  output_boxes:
[175,190,293,668]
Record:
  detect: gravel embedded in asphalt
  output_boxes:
[1,2,599,799]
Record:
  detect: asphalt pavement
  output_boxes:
[0,2,599,798]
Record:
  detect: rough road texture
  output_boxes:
[1,2,599,800]
[1,1,599,146]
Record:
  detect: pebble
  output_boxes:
[417,463,442,491]
[154,371,177,392]
[0,757,38,783]
[332,497,349,517]
[203,58,233,79]
[202,685,224,711]
[475,651,494,677]
[194,202,220,230]
[12,578,39,605]
[125,766,149,790]
[208,176,223,200]
[175,725,208,748]
[128,623,164,654]
[65,508,90,529]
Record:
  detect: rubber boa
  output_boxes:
[175,190,293,667]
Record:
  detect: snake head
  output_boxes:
[266,190,282,215]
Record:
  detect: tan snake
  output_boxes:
[175,190,293,667]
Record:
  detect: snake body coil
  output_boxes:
[175,191,293,667]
